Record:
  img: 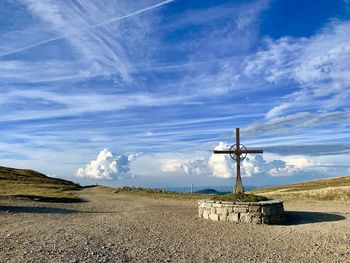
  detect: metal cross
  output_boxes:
[213,128,263,194]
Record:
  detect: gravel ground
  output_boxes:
[1,187,350,263]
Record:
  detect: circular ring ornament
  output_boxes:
[229,144,248,161]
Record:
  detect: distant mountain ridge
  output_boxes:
[195,189,222,195]
[164,185,258,193]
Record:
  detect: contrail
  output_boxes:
[0,0,174,58]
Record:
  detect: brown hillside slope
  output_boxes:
[0,166,82,202]
[251,175,350,201]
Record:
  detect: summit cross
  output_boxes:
[213,128,263,194]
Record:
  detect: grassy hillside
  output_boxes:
[0,166,82,202]
[251,176,350,201]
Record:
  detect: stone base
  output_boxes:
[198,199,284,225]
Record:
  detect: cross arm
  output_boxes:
[213,149,263,154]
[213,150,233,154]
[241,150,263,154]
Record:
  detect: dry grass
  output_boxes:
[211,193,268,202]
[251,175,350,201]
[0,166,82,202]
[112,186,211,200]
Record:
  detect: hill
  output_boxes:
[0,166,82,202]
[251,175,350,201]
[195,188,220,194]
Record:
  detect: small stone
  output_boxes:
[240,213,252,223]
[198,208,204,217]
[251,216,261,224]
[228,213,239,222]
[219,214,228,221]
[248,205,261,212]
[234,207,247,213]
[209,213,219,221]
[216,208,228,216]
[202,210,209,219]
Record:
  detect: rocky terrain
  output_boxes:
[1,186,349,262]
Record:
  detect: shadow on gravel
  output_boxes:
[285,211,346,225]
[0,205,78,214]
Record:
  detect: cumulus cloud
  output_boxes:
[76,149,141,180]
[160,159,183,173]
[80,144,341,181]
[247,155,297,177]
[181,159,208,175]
[207,142,330,178]
[208,142,233,178]
[158,142,318,179]
[207,142,276,178]
[160,158,208,176]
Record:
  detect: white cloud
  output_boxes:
[160,159,182,173]
[16,0,167,81]
[207,142,331,178]
[243,37,306,83]
[242,155,303,177]
[160,158,208,176]
[265,103,291,120]
[243,20,350,134]
[242,155,263,177]
[197,142,296,178]
[208,142,233,178]
[181,159,208,175]
[167,0,269,97]
[0,89,188,122]
[76,149,141,180]
[157,142,315,179]
[128,152,143,162]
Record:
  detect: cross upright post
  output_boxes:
[235,128,243,194]
[213,128,263,194]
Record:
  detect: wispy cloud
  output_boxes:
[2,0,173,81]
[244,20,350,134]
[0,89,188,121]
[264,143,350,156]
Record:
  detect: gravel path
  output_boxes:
[1,187,350,263]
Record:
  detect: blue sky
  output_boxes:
[1,0,350,188]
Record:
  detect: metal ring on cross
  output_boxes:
[229,144,248,161]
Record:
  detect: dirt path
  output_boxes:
[1,187,350,263]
